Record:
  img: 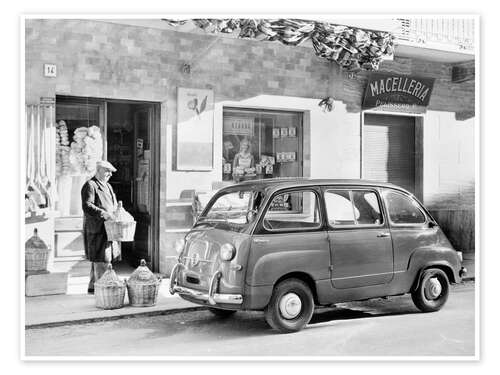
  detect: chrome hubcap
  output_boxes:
[425,277,442,300]
[279,293,302,319]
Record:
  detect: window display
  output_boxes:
[222,109,303,182]
[55,100,103,217]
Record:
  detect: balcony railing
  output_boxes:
[394,18,474,53]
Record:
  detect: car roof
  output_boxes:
[218,178,412,195]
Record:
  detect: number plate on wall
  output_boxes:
[44,64,57,77]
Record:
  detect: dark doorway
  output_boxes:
[106,101,159,269]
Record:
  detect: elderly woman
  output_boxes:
[232,138,255,182]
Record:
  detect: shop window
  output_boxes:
[55,98,104,217]
[222,109,303,182]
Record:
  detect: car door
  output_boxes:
[246,188,331,288]
[325,188,394,289]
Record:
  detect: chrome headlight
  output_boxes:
[175,238,186,254]
[220,243,236,261]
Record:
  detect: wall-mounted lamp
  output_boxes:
[318,96,334,112]
[181,63,191,75]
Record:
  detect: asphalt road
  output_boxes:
[25,281,476,357]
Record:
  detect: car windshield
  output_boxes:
[197,190,264,231]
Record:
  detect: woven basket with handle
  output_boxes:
[104,220,136,242]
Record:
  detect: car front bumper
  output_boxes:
[169,263,243,305]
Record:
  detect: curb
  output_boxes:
[25,306,208,330]
[26,279,475,330]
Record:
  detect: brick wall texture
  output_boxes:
[25,19,476,263]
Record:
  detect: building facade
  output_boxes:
[25,18,475,274]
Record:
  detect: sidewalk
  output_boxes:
[26,257,475,329]
[25,280,204,328]
[25,259,205,329]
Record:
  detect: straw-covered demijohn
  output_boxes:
[25,228,51,272]
[94,263,126,309]
[126,259,162,307]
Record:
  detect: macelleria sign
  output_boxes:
[363,72,435,113]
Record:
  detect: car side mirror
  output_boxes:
[428,221,438,228]
[246,209,257,223]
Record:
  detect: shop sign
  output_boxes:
[362,72,435,113]
[223,117,254,136]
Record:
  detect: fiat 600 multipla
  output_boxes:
[169,179,466,333]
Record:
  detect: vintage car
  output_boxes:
[169,178,466,333]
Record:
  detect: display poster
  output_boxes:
[269,193,292,211]
[137,159,150,212]
[176,87,214,170]
[223,117,254,137]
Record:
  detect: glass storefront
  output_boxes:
[222,108,303,182]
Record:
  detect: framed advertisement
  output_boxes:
[176,87,214,170]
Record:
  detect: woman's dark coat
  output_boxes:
[81,176,118,262]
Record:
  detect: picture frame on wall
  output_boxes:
[176,87,214,171]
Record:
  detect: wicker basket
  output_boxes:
[25,248,51,272]
[95,263,126,309]
[104,220,136,242]
[126,259,162,307]
[25,228,51,272]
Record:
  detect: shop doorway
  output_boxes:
[54,96,160,271]
[106,101,159,269]
[362,113,423,198]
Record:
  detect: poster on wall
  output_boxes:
[176,87,214,170]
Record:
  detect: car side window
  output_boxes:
[263,190,321,231]
[352,190,383,225]
[384,191,426,225]
[325,189,382,226]
[324,190,356,225]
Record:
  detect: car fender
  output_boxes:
[407,246,461,288]
[247,250,329,287]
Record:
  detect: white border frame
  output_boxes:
[19,13,480,362]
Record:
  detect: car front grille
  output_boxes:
[182,239,219,274]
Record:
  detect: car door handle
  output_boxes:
[377,232,391,238]
[253,238,269,243]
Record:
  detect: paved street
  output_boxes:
[25,281,475,357]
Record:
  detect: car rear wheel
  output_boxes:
[264,278,314,333]
[207,307,237,318]
[411,268,450,312]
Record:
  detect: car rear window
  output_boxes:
[384,191,426,225]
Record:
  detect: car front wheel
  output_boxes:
[411,268,450,312]
[264,278,314,333]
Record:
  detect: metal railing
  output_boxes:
[394,18,474,52]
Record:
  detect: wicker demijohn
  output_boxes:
[25,228,51,272]
[126,259,162,307]
[94,263,126,309]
